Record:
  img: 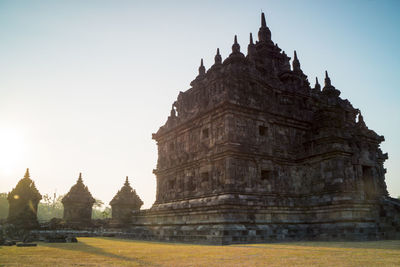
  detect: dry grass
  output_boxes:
[0,238,399,266]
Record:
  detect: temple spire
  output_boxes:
[261,12,267,27]
[124,176,130,186]
[322,70,341,97]
[214,48,222,65]
[247,33,256,58]
[24,168,30,179]
[198,58,205,76]
[314,77,321,91]
[232,35,241,54]
[325,70,331,87]
[258,12,272,42]
[292,50,301,72]
[77,172,83,183]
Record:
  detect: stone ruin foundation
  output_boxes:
[126,13,400,244]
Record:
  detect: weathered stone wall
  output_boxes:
[62,174,95,226]
[130,196,400,244]
[63,203,92,225]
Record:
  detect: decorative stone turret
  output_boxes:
[322,70,341,97]
[314,77,321,91]
[62,173,95,225]
[258,12,272,43]
[231,35,240,54]
[229,35,244,59]
[214,48,222,65]
[247,33,256,60]
[110,177,143,224]
[198,59,206,76]
[190,59,207,86]
[7,168,42,228]
[292,50,301,73]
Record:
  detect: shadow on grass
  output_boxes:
[39,239,160,266]
[95,237,210,247]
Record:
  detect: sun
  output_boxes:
[0,128,26,175]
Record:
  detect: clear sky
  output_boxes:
[0,0,399,208]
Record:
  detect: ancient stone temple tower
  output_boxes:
[7,168,42,228]
[62,173,95,225]
[110,177,143,224]
[132,13,400,244]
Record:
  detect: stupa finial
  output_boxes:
[214,48,222,64]
[24,168,30,179]
[322,70,341,96]
[261,12,267,27]
[232,35,240,53]
[198,58,205,76]
[325,70,331,87]
[258,12,272,42]
[314,77,321,91]
[292,50,301,72]
[247,33,256,59]
[77,172,83,183]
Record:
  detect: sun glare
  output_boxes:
[0,128,26,175]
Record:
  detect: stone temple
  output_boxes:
[130,13,400,244]
[7,168,42,229]
[62,173,95,226]
[110,177,143,225]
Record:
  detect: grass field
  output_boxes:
[0,238,399,266]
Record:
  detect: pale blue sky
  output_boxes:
[0,0,399,208]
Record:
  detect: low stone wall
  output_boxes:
[25,196,400,245]
[124,196,400,244]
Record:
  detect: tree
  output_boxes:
[92,198,111,219]
[37,193,64,221]
[0,193,9,219]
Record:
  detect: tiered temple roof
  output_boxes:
[62,173,95,205]
[110,176,143,209]
[8,168,42,203]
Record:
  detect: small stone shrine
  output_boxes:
[7,168,42,229]
[130,13,400,244]
[62,173,95,225]
[110,177,143,224]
